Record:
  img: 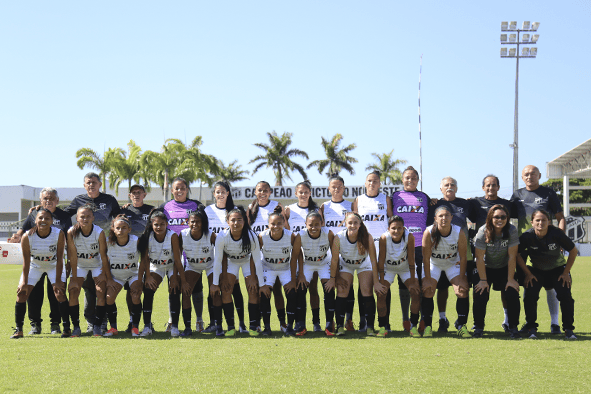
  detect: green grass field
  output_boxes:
[1,259,590,393]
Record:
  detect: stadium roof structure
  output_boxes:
[546,138,591,217]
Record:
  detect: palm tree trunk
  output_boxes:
[163,169,169,202]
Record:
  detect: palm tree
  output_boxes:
[106,140,143,196]
[307,133,357,177]
[76,148,113,190]
[365,150,408,185]
[249,131,309,186]
[215,159,250,185]
[182,136,220,187]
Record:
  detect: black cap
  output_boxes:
[130,184,146,192]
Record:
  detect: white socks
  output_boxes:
[546,288,560,326]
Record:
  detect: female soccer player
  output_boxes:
[248,181,287,331]
[179,207,217,337]
[331,212,381,336]
[258,206,301,336]
[351,171,392,331]
[67,204,110,337]
[517,210,577,339]
[204,181,248,333]
[159,177,205,332]
[101,215,143,337]
[376,216,420,337]
[138,210,190,337]
[284,181,322,332]
[472,205,520,338]
[297,211,336,336]
[421,206,471,338]
[210,206,264,336]
[11,209,71,339]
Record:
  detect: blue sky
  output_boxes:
[1,1,588,199]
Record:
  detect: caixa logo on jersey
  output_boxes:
[49,245,57,253]
[566,216,586,242]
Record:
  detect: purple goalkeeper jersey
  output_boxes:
[158,199,202,235]
[392,190,430,248]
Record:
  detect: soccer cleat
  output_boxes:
[501,323,510,334]
[335,327,346,336]
[402,320,411,333]
[170,326,180,337]
[438,318,450,333]
[93,325,103,337]
[326,321,335,332]
[131,327,140,337]
[325,328,335,337]
[125,322,133,334]
[423,326,433,337]
[225,328,236,337]
[313,323,322,332]
[203,324,216,333]
[410,326,420,338]
[366,327,376,337]
[376,327,388,337]
[61,329,72,338]
[195,320,204,333]
[103,328,118,337]
[86,321,94,333]
[180,328,193,337]
[551,324,561,335]
[249,327,261,337]
[457,325,472,338]
[358,320,367,332]
[71,327,82,337]
[296,328,307,337]
[509,328,521,340]
[140,326,153,337]
[29,323,41,335]
[216,326,226,337]
[239,322,249,333]
[345,320,355,332]
[472,328,484,338]
[280,323,288,333]
[10,328,23,339]
[564,330,577,340]
[50,324,61,335]
[261,327,272,336]
[164,322,172,333]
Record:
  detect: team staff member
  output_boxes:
[511,165,565,334]
[391,166,430,332]
[10,209,71,339]
[517,210,577,340]
[422,206,471,338]
[428,176,472,332]
[9,187,72,335]
[472,205,521,338]
[351,171,392,331]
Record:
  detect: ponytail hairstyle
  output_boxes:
[108,214,132,245]
[296,180,318,212]
[345,211,370,255]
[388,215,406,241]
[248,181,271,224]
[484,205,510,244]
[268,204,285,224]
[328,173,345,185]
[28,208,54,236]
[402,166,419,181]
[188,204,210,236]
[213,181,235,214]
[367,170,381,179]
[138,209,168,259]
[305,210,324,226]
[531,209,554,230]
[70,203,96,239]
[431,205,451,250]
[227,205,255,254]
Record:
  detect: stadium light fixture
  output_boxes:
[522,21,531,30]
[501,34,508,42]
[531,22,540,31]
[531,34,539,43]
[509,21,517,30]
[501,21,509,31]
[530,47,538,56]
[509,34,517,42]
[522,34,530,42]
[501,48,508,57]
[521,47,530,56]
[509,48,517,56]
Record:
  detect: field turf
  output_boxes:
[1,258,590,393]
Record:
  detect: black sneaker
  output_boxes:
[518,324,530,335]
[564,330,577,340]
[284,327,296,336]
[29,322,41,335]
[261,327,272,336]
[438,318,450,333]
[472,327,484,338]
[526,328,538,339]
[203,324,217,333]
[61,329,72,338]
[180,327,193,337]
[509,328,522,339]
[50,324,61,334]
[550,324,561,335]
[215,326,226,337]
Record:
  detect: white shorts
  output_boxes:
[112,275,139,287]
[186,263,214,277]
[150,264,175,279]
[422,263,463,282]
[303,263,331,282]
[262,268,292,287]
[22,266,66,286]
[384,270,412,284]
[72,266,102,279]
[227,261,252,279]
[338,257,372,276]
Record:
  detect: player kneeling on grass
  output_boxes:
[179,207,217,337]
[297,211,336,336]
[67,204,110,338]
[138,210,190,338]
[472,205,521,339]
[421,206,471,338]
[376,216,420,337]
[11,209,71,339]
[258,206,301,336]
[331,212,381,336]
[102,215,143,337]
[210,206,264,337]
[517,209,578,340]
